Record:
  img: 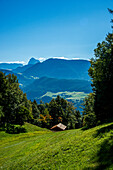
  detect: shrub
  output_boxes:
[6,124,26,134]
[83,113,96,128]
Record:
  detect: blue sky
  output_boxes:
[0,0,113,64]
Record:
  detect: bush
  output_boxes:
[83,113,96,128]
[6,124,26,134]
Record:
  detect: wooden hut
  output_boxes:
[50,123,67,131]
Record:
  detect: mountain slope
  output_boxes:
[0,69,34,87]
[0,122,113,169]
[23,77,92,100]
[23,77,92,108]
[0,63,23,70]
[24,76,92,92]
[12,64,34,73]
[23,58,90,80]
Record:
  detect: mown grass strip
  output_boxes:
[0,122,113,169]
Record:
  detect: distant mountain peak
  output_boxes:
[28,57,40,65]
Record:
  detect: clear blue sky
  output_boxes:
[0,0,113,64]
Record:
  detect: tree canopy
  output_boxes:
[0,71,81,132]
[36,95,82,129]
[88,33,113,122]
[82,9,113,126]
[0,72,32,127]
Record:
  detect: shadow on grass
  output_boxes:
[94,124,113,138]
[81,126,94,131]
[83,124,113,170]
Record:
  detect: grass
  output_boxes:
[23,122,50,132]
[0,122,113,169]
[40,91,88,111]
[41,91,88,101]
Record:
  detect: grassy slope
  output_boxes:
[37,91,88,111]
[41,91,88,101]
[0,122,113,170]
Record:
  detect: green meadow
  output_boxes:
[0,122,113,170]
[40,91,88,103]
[41,91,87,100]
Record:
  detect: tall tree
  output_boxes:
[88,33,113,122]
[0,72,33,126]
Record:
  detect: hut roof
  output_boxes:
[50,123,67,131]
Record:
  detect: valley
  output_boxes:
[0,58,92,111]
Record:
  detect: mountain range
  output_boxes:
[23,58,90,80]
[0,63,23,70]
[0,58,91,109]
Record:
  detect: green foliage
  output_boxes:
[0,106,4,127]
[0,72,33,129]
[83,113,96,128]
[82,93,96,128]
[15,106,33,126]
[82,93,95,116]
[37,95,82,129]
[6,124,26,134]
[32,95,82,129]
[32,100,40,119]
[0,122,113,169]
[88,33,113,122]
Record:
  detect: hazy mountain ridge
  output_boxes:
[24,76,92,93]
[23,58,90,80]
[0,69,34,87]
[0,63,23,70]
[13,64,34,73]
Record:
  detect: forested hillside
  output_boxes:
[23,77,92,108]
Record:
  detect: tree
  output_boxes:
[48,97,64,126]
[48,95,82,129]
[0,106,4,127]
[36,95,82,129]
[82,93,95,116]
[0,72,33,127]
[88,33,113,122]
[32,100,40,119]
[15,106,32,126]
[81,9,113,126]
